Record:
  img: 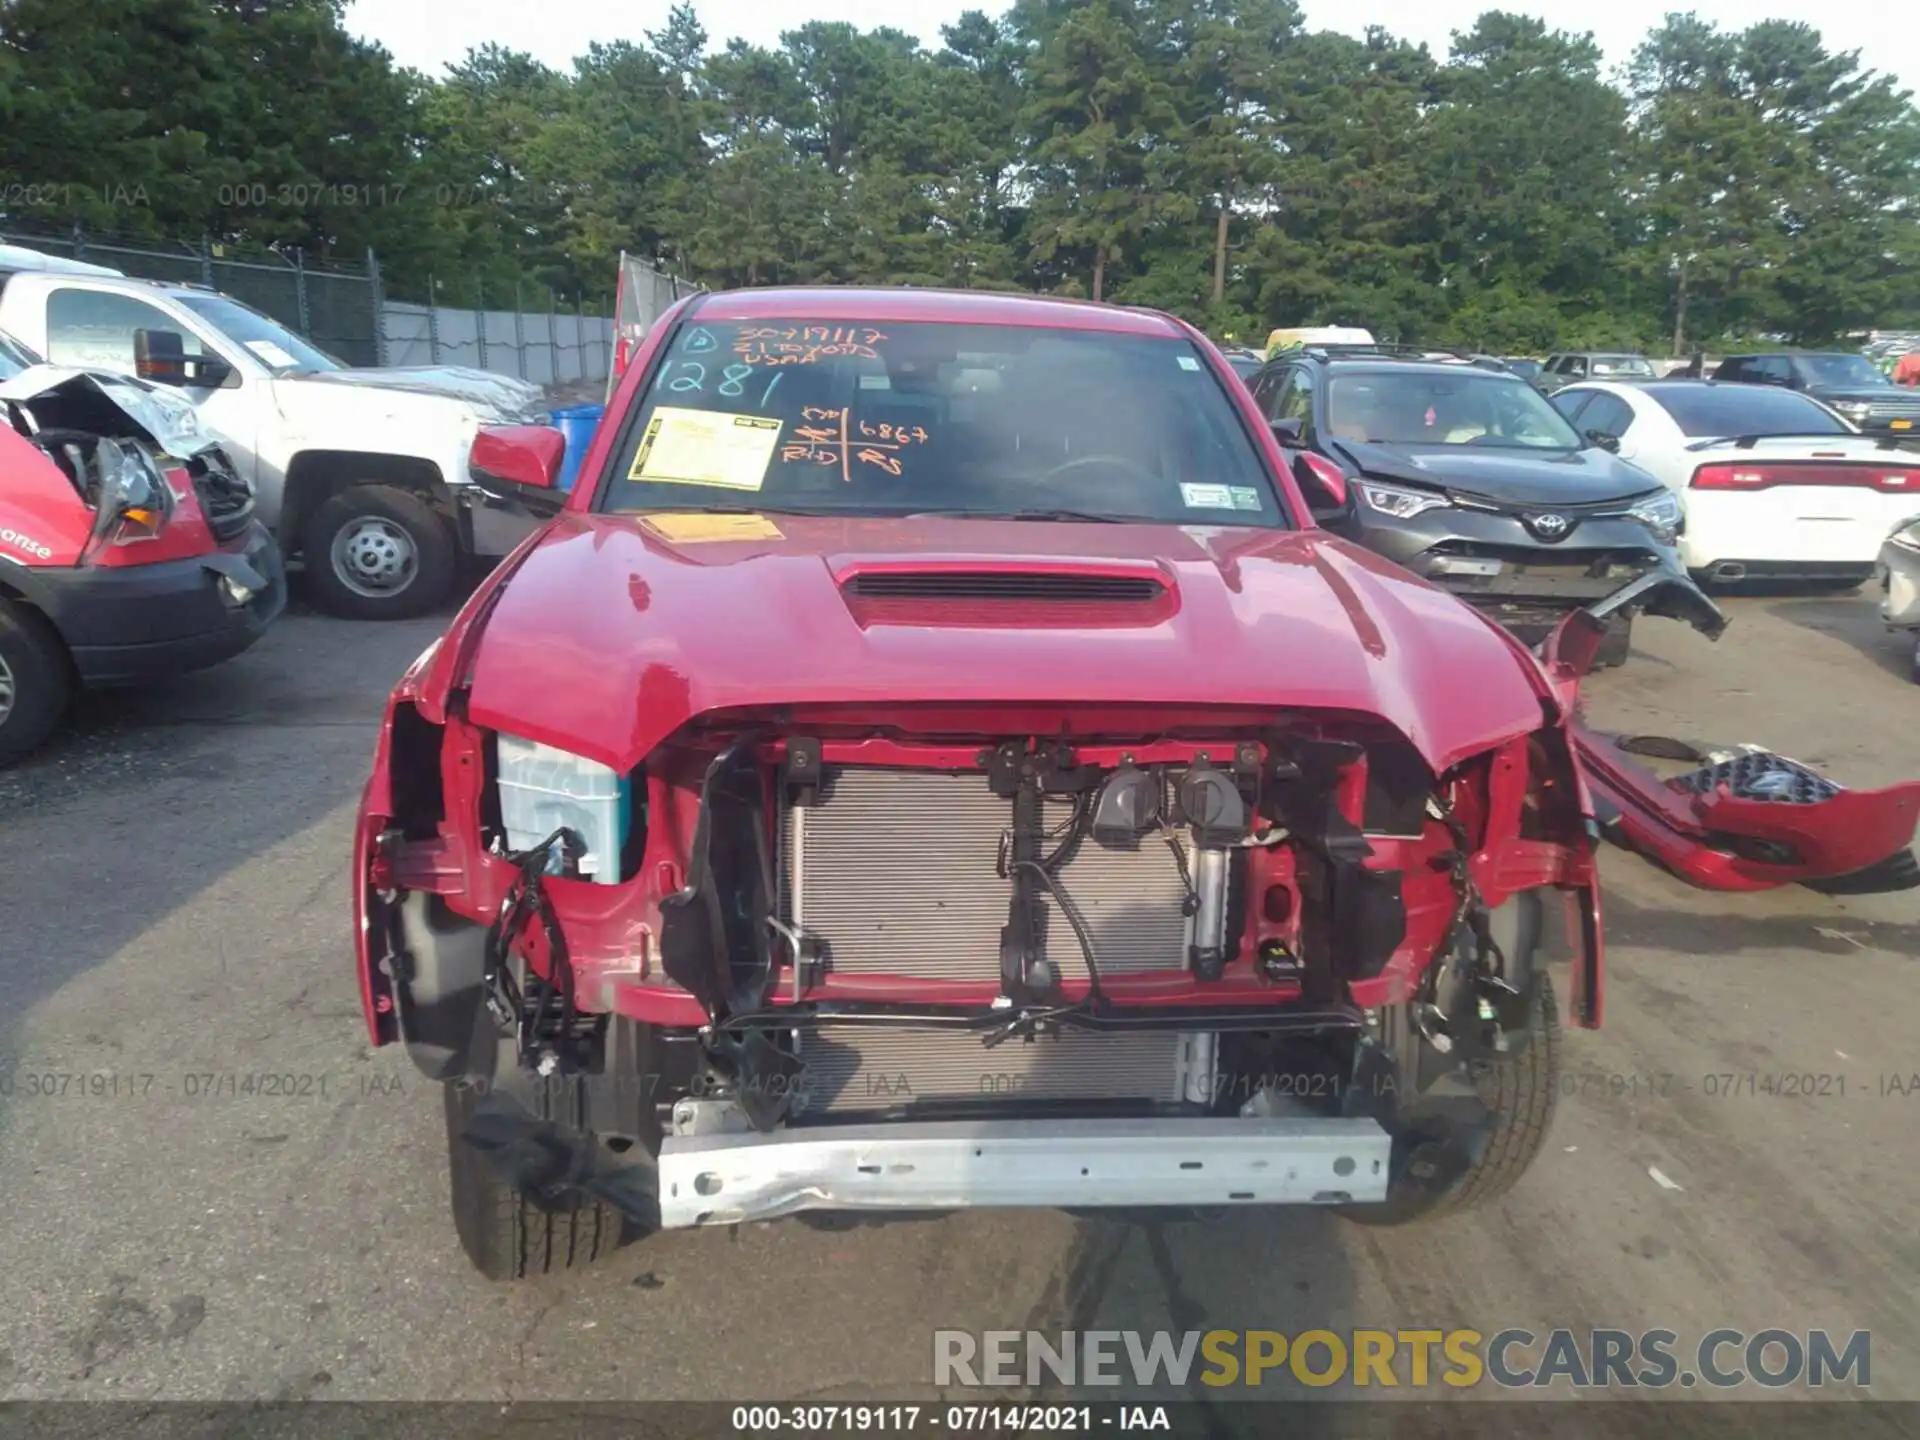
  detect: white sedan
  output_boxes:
[1548,379,1920,586]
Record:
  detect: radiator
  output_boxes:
[780,767,1193,983]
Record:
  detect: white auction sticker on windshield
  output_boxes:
[1180,483,1236,509]
[629,406,783,490]
[1230,487,1262,510]
[244,340,297,367]
[1177,355,1201,371]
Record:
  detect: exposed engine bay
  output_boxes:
[367,698,1596,1228]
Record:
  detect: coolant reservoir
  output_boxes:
[495,735,633,884]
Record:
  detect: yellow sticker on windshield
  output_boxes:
[629,407,783,490]
[644,512,785,543]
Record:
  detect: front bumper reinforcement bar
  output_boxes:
[657,1116,1392,1227]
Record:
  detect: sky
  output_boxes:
[343,0,1920,97]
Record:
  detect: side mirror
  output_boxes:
[1586,429,1621,453]
[1294,451,1350,514]
[134,328,237,389]
[133,328,188,386]
[1268,416,1304,445]
[470,424,566,494]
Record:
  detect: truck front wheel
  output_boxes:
[302,484,456,621]
[0,598,71,766]
[1342,968,1562,1226]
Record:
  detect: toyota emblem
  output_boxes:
[1529,512,1571,538]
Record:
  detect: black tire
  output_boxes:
[301,484,456,621]
[1592,613,1633,668]
[443,1078,638,1282]
[0,597,72,766]
[1342,975,1561,1226]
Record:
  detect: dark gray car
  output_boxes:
[1248,350,1686,665]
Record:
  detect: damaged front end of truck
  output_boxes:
[354,554,1917,1278]
[354,574,1623,1270]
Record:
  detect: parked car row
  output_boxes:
[1222,340,1920,678]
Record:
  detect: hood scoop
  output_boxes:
[844,569,1166,602]
[837,563,1176,628]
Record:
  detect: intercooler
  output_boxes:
[779,767,1208,1114]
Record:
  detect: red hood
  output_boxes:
[457,513,1552,774]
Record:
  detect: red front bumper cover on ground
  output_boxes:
[1543,571,1920,896]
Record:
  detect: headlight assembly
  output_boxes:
[1625,490,1684,545]
[1357,481,1451,520]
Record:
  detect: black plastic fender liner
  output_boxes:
[1342,1023,1498,1205]
[447,1008,667,1227]
[388,891,491,1082]
[657,734,777,1018]
[454,1081,663,1228]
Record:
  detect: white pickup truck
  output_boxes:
[0,251,546,619]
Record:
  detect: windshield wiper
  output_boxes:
[904,508,1134,524]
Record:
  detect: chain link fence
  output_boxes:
[608,251,702,400]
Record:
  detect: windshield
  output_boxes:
[1794,354,1887,388]
[1325,370,1584,449]
[0,329,42,380]
[1652,386,1849,439]
[1590,355,1655,378]
[175,294,344,374]
[600,319,1288,526]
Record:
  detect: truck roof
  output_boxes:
[692,286,1187,338]
[0,244,126,278]
[0,266,219,301]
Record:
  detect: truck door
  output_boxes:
[40,286,260,490]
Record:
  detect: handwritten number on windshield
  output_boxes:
[668,361,706,393]
[780,406,930,481]
[719,363,752,398]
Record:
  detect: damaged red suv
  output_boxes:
[355,289,1920,1281]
